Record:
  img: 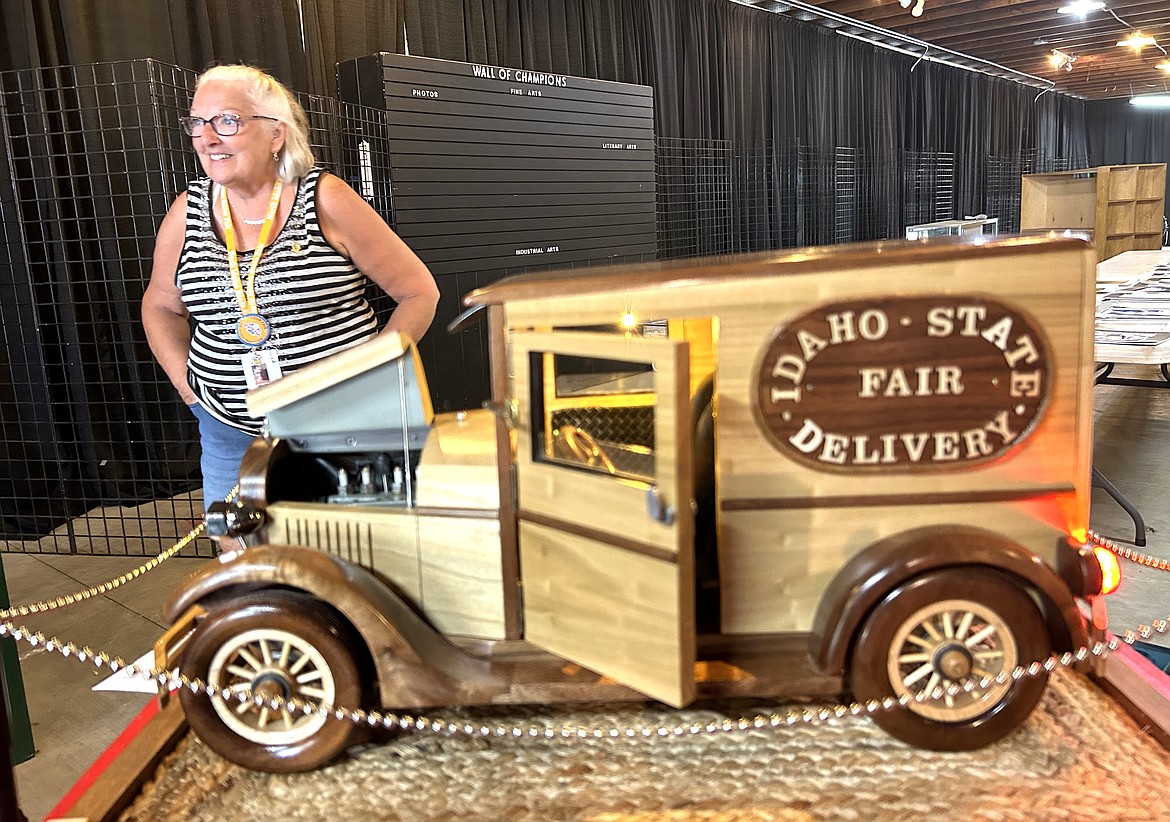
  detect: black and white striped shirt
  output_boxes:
[177,168,378,433]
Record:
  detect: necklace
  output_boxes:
[219,183,281,226]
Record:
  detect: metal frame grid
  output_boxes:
[658,141,1087,258]
[0,60,394,556]
[903,151,956,229]
[656,138,735,259]
[657,141,958,259]
[986,154,1029,234]
[986,149,1089,234]
[327,100,399,320]
[0,60,207,557]
[729,143,778,253]
[833,147,858,245]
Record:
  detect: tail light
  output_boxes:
[1093,546,1121,595]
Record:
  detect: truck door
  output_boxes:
[510,331,695,707]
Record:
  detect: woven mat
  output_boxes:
[120,668,1168,821]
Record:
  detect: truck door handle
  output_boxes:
[646,486,675,525]
[482,398,518,427]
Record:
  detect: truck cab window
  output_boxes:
[528,351,656,482]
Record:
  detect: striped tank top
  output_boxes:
[177,168,378,433]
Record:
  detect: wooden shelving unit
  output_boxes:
[1020,163,1166,262]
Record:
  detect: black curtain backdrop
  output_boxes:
[394,0,1089,216]
[1086,99,1170,164]
[1086,99,1170,218]
[0,0,404,97]
[2,1,1089,166]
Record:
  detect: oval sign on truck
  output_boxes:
[753,296,1051,472]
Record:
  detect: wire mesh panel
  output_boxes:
[986,154,1028,234]
[902,151,956,229]
[771,142,802,250]
[317,98,400,320]
[0,60,208,556]
[657,139,802,258]
[0,106,72,547]
[986,150,1090,234]
[656,137,734,259]
[0,60,394,556]
[1028,149,1090,175]
[860,148,907,243]
[796,144,841,248]
[334,101,395,225]
[729,143,776,253]
[833,147,858,244]
[657,140,930,258]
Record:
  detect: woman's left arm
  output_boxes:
[316,172,440,343]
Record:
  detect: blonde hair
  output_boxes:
[195,64,315,183]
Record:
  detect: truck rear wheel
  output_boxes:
[179,590,365,772]
[848,568,1050,750]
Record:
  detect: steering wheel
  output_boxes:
[558,424,617,475]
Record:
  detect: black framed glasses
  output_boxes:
[179,113,278,137]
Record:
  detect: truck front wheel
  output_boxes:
[848,568,1050,751]
[178,590,365,772]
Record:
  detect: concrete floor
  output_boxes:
[4,364,1170,821]
[5,551,208,822]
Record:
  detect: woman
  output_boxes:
[142,64,439,511]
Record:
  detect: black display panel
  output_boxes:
[339,53,656,276]
[338,53,657,410]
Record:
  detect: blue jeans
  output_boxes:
[189,401,255,510]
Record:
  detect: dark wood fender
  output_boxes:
[809,525,1089,676]
[163,544,509,708]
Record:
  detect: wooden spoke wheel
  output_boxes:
[179,591,365,773]
[849,568,1051,751]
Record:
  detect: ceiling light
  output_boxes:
[1117,31,1157,50]
[1057,0,1106,15]
[897,0,927,17]
[1129,94,1170,108]
[1156,60,1170,73]
[1049,49,1078,72]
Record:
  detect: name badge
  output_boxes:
[243,349,282,389]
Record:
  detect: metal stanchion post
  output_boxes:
[0,556,32,821]
[0,662,28,822]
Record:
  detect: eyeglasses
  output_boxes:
[179,113,278,137]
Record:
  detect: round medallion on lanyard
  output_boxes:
[236,313,271,346]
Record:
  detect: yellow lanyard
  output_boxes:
[220,180,283,316]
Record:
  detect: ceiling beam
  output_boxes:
[901,8,1170,41]
[943,25,1170,58]
[957,33,1170,59]
[740,0,1170,99]
[815,0,1170,26]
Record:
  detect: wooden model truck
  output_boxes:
[158,234,1118,773]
